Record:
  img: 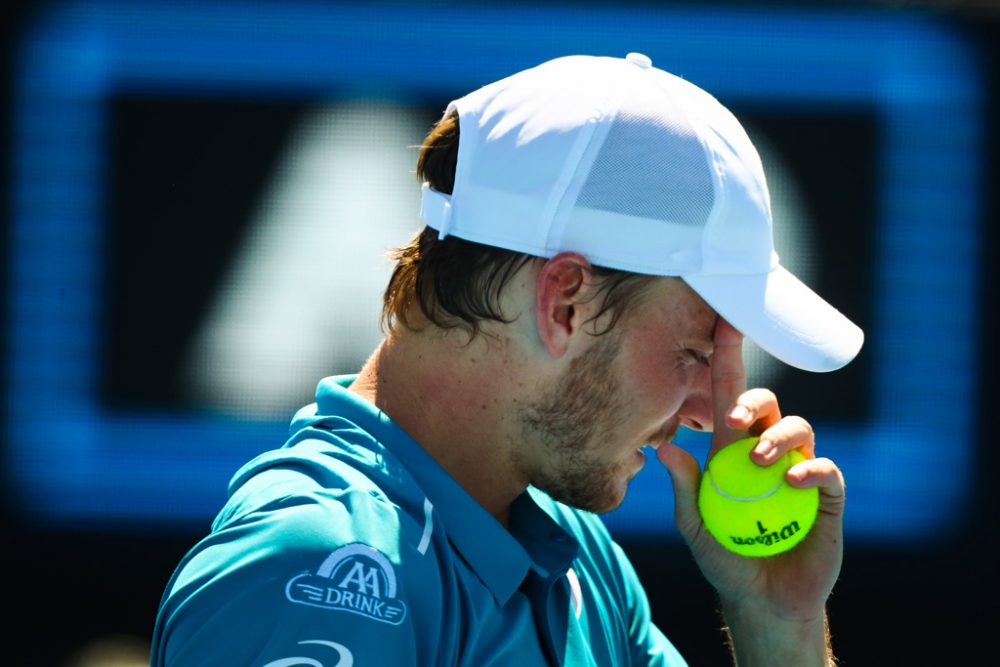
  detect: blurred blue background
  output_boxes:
[2,1,997,664]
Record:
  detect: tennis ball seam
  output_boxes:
[706,469,785,502]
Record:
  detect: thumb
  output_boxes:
[657,443,704,543]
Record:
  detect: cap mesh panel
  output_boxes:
[575,109,715,227]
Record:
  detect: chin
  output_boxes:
[595,480,632,514]
[587,494,627,515]
[562,477,631,515]
[534,458,636,513]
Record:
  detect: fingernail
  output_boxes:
[729,405,750,422]
[754,439,774,457]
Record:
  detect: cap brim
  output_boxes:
[683,265,864,373]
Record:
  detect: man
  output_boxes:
[152,53,863,666]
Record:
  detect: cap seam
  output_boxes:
[545,62,649,256]
[541,111,604,254]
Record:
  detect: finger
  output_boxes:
[787,457,846,516]
[656,443,704,542]
[752,415,815,465]
[709,318,747,459]
[724,387,782,433]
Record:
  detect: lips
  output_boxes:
[632,448,647,470]
[644,424,679,451]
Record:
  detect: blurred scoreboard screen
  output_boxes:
[4,2,983,540]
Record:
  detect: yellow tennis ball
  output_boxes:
[698,436,819,557]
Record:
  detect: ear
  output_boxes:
[535,252,596,358]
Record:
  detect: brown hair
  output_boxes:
[381,111,656,338]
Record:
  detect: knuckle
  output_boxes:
[746,387,777,406]
[791,415,814,437]
[768,415,813,443]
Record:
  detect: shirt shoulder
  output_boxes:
[152,434,443,666]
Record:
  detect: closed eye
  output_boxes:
[686,349,711,367]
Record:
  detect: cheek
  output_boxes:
[622,341,692,418]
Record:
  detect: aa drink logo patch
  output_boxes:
[286,544,407,625]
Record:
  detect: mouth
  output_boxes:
[642,425,679,452]
[631,448,648,472]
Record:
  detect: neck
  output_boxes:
[349,326,529,526]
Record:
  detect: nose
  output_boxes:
[677,366,713,432]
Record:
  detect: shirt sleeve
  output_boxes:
[152,470,441,666]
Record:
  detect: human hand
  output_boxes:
[657,319,844,661]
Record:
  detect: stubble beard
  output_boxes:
[515,333,634,514]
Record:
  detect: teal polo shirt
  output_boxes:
[152,376,686,666]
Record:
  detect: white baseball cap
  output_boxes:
[419,53,863,372]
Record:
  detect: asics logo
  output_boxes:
[262,639,353,667]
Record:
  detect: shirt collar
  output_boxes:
[309,375,577,605]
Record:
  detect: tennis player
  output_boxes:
[152,53,862,666]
